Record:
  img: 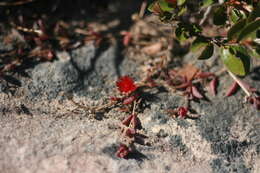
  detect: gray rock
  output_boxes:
[211,158,251,173]
[70,42,139,100]
[27,60,79,99]
[70,43,97,72]
[151,112,169,124]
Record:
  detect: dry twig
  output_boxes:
[227,70,251,97]
[139,0,147,19]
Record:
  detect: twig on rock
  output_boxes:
[227,70,251,97]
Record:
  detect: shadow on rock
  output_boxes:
[250,66,260,81]
[126,150,148,162]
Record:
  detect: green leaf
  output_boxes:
[198,43,214,60]
[227,19,246,41]
[230,9,240,23]
[148,0,175,14]
[237,19,260,42]
[221,46,250,76]
[177,0,186,6]
[191,24,202,34]
[159,0,174,12]
[175,26,188,42]
[202,0,214,8]
[148,3,153,13]
[213,6,227,25]
[230,9,246,23]
[177,6,187,16]
[191,37,208,52]
[148,1,162,14]
[159,11,174,22]
[175,23,202,42]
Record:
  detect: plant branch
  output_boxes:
[132,100,137,115]
[199,6,213,26]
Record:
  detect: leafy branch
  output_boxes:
[148,0,260,76]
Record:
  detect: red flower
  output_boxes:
[116,76,137,93]
[178,107,188,118]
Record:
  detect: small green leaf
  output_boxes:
[230,9,246,23]
[237,19,260,42]
[175,26,188,42]
[198,43,214,60]
[191,24,202,34]
[148,2,162,14]
[148,3,153,12]
[202,0,214,8]
[227,19,246,41]
[213,6,227,25]
[177,0,186,6]
[230,9,240,23]
[221,46,250,76]
[159,0,174,12]
[159,11,174,22]
[191,37,208,52]
[177,6,187,16]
